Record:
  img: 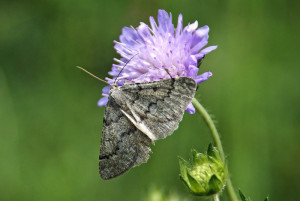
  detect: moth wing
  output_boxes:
[120,77,197,140]
[99,96,152,180]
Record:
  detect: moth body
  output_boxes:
[99,77,197,180]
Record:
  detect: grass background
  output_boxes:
[1,0,299,200]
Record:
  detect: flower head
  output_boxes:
[98,9,217,113]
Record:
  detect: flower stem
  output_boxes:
[191,98,225,161]
[192,98,239,201]
[213,195,220,201]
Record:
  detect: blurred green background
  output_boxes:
[1,0,299,200]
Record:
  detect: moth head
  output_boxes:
[111,83,119,89]
[110,87,126,106]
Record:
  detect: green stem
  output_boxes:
[192,98,239,201]
[213,194,220,201]
[192,98,225,161]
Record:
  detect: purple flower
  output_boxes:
[98,9,217,114]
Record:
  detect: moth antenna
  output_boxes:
[114,53,139,85]
[76,66,109,85]
[164,68,172,79]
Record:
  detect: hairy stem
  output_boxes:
[192,98,239,201]
[192,98,224,161]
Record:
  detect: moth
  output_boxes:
[77,66,197,180]
[99,77,197,180]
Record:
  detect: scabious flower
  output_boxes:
[98,9,217,114]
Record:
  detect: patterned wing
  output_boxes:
[99,95,152,180]
[119,77,197,140]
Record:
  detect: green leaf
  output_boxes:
[178,156,190,168]
[191,149,199,164]
[207,155,222,167]
[207,143,222,162]
[178,156,190,175]
[191,149,208,165]
[208,175,223,195]
[179,175,191,189]
[186,171,205,194]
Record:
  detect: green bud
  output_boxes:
[178,144,227,196]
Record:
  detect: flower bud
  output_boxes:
[178,144,227,196]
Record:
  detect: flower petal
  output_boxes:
[98,96,108,107]
[187,64,199,78]
[119,27,140,46]
[196,72,213,84]
[199,45,218,55]
[157,9,174,34]
[176,14,183,38]
[108,64,121,77]
[102,85,111,94]
[192,25,209,46]
[191,40,208,54]
[149,16,158,32]
[137,22,152,42]
[184,21,198,33]
[186,102,195,114]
